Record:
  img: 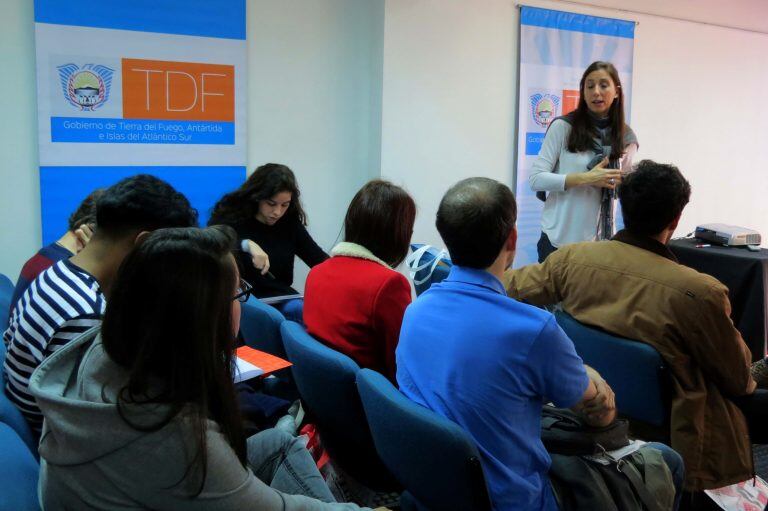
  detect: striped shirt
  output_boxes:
[3,260,105,434]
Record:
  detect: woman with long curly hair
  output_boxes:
[209,164,328,306]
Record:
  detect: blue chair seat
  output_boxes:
[240,297,287,357]
[239,297,298,400]
[554,311,671,437]
[0,272,15,329]
[0,422,40,510]
[0,337,37,455]
[356,369,491,511]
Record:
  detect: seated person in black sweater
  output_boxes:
[208,164,328,311]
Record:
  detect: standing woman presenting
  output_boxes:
[209,164,328,319]
[530,61,638,262]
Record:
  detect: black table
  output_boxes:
[669,238,768,361]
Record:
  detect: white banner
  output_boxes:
[514,6,635,267]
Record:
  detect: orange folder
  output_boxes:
[235,345,292,381]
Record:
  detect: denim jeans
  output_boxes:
[248,428,335,503]
[537,232,558,263]
[274,298,305,325]
[646,441,685,511]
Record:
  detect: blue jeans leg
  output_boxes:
[537,232,558,263]
[646,441,685,511]
[247,428,336,503]
[275,298,305,325]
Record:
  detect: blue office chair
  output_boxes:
[280,321,399,491]
[240,297,287,357]
[554,311,671,439]
[407,244,452,296]
[356,369,491,511]
[0,272,15,328]
[0,422,40,511]
[0,342,36,456]
[0,388,36,457]
[239,297,297,400]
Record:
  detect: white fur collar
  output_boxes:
[331,242,390,268]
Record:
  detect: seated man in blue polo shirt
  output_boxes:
[396,177,680,510]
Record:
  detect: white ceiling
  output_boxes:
[566,0,768,34]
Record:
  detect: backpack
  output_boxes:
[542,407,675,511]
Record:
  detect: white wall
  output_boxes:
[0,0,40,281]
[629,13,768,239]
[381,0,517,249]
[381,0,768,250]
[247,0,384,290]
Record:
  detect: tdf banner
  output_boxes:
[514,6,635,267]
[34,0,247,243]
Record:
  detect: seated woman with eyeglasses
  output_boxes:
[29,226,373,510]
[304,180,416,382]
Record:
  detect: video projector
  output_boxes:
[695,223,761,247]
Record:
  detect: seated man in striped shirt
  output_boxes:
[8,188,104,315]
[3,174,198,436]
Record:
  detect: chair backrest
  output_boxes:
[407,244,452,296]
[356,369,491,511]
[280,321,397,490]
[0,338,36,455]
[0,273,15,329]
[0,422,40,511]
[240,297,286,357]
[0,388,37,457]
[554,311,670,428]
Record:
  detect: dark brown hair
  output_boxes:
[437,177,517,269]
[67,188,104,231]
[344,180,416,268]
[95,174,198,238]
[101,225,245,495]
[567,61,626,160]
[209,163,307,227]
[619,160,691,236]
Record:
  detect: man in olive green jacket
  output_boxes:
[504,160,760,492]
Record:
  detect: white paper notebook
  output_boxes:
[259,294,303,305]
[233,356,264,383]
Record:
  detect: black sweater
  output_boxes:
[230,216,328,298]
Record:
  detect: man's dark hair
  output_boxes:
[67,188,105,231]
[344,180,416,268]
[436,177,517,268]
[619,160,691,237]
[96,174,198,237]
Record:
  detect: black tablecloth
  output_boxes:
[669,238,768,361]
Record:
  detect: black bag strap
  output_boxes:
[617,458,664,511]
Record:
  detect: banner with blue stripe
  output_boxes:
[513,6,635,268]
[34,1,247,244]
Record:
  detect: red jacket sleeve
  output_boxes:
[372,272,412,383]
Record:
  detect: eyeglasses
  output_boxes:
[233,279,253,303]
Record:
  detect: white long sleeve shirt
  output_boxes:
[529,119,636,247]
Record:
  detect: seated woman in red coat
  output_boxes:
[304,180,416,382]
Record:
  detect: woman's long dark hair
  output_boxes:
[209,163,307,227]
[344,180,416,268]
[566,61,626,161]
[101,225,245,495]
